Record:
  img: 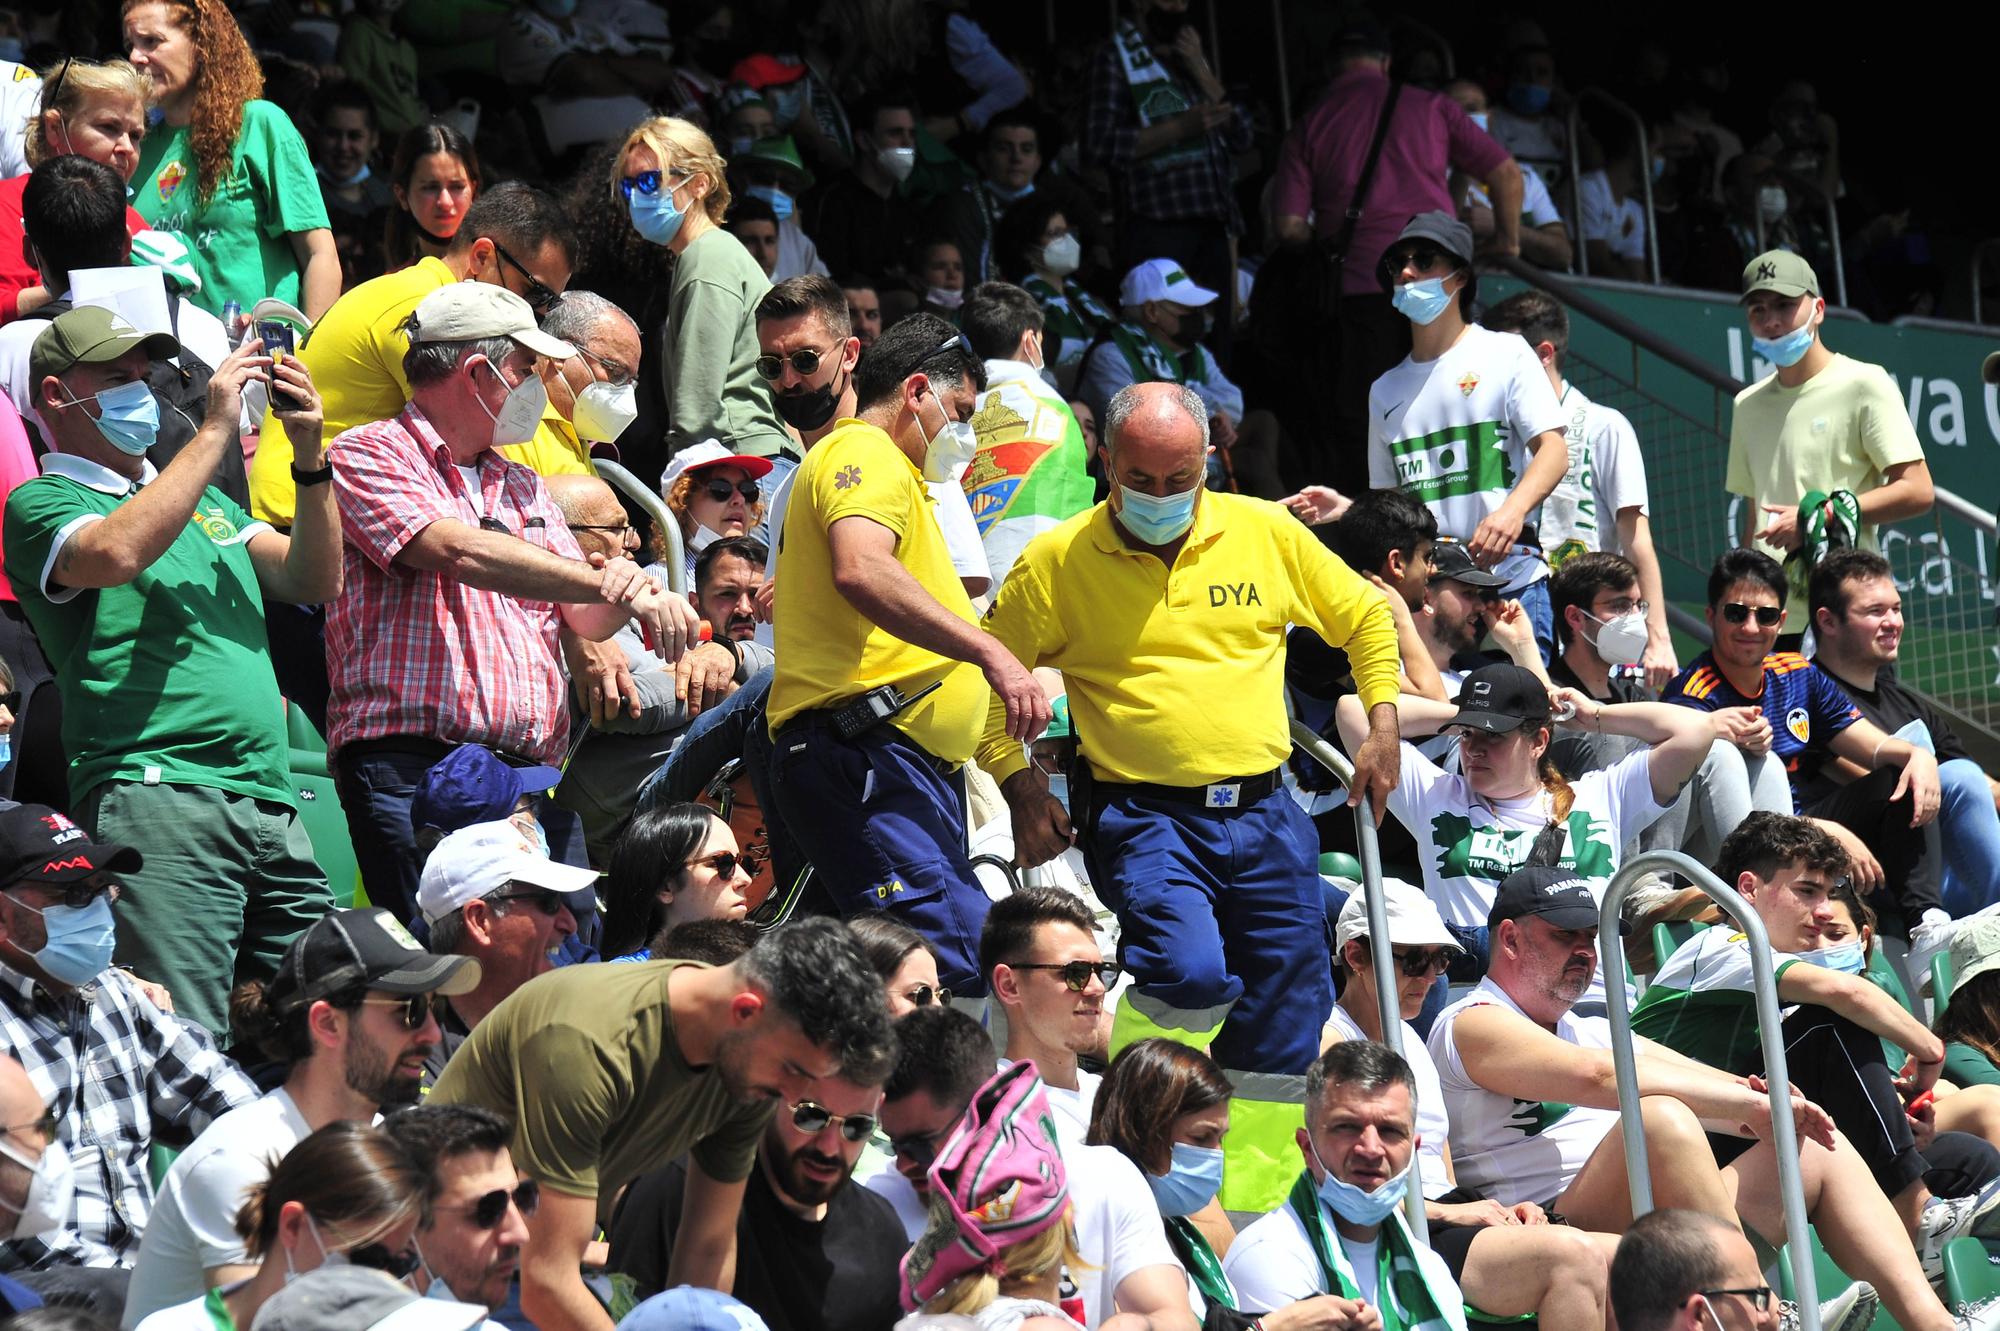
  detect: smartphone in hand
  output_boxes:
[258,319,305,411]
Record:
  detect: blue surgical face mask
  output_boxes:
[1752,315,1817,369]
[1468,111,1490,132]
[1115,483,1199,546]
[1392,277,1455,326]
[1310,1135,1412,1226]
[628,181,686,247]
[60,378,159,456]
[1507,83,1552,116]
[1147,1142,1224,1217]
[8,891,116,988]
[1815,941,1865,974]
[746,184,794,221]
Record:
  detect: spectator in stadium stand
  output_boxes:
[382,122,480,275]
[1368,212,1569,662]
[1660,547,1952,973]
[728,136,826,284]
[1426,867,1966,1331]
[913,237,967,322]
[1442,80,1572,272]
[1083,0,1251,340]
[0,57,151,324]
[312,85,392,228]
[2,306,337,1038]
[757,274,859,460]
[1936,914,2000,1091]
[534,290,643,458]
[322,282,698,925]
[1299,487,1449,703]
[1221,1042,1469,1327]
[1807,549,2000,915]
[1634,813,2000,1239]
[121,909,475,1327]
[603,1049,905,1329]
[1482,291,1677,687]
[957,281,1094,591]
[799,96,919,292]
[413,820,592,1087]
[980,380,1400,1213]
[1576,120,1652,282]
[926,109,1073,288]
[1608,1209,1780,1331]
[847,915,949,1018]
[380,1104,537,1314]
[121,0,340,320]
[727,196,781,281]
[980,889,1117,1142]
[1269,19,1525,500]
[598,803,755,963]
[995,195,1116,392]
[1413,537,1546,698]
[335,0,425,138]
[429,917,893,1331]
[614,116,790,461]
[0,1055,57,1316]
[1484,43,1568,195]
[765,315,1033,998]
[1729,250,1933,641]
[0,806,258,1310]
[1076,260,1284,498]
[841,276,883,349]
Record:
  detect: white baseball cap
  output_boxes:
[410,282,575,360]
[1335,878,1463,954]
[417,819,599,926]
[1119,259,1219,309]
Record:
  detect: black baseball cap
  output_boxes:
[267,908,480,1015]
[0,804,141,888]
[1428,538,1508,589]
[1487,866,1601,932]
[1451,663,1552,734]
[1383,210,1475,275]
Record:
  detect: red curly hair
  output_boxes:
[121,0,263,205]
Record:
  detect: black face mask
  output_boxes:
[1164,307,1209,345]
[1143,6,1188,43]
[774,368,844,431]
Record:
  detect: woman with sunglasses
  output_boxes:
[602,801,754,962]
[848,915,951,1017]
[132,1121,426,1330]
[0,58,152,323]
[383,122,480,273]
[121,0,340,320]
[655,440,772,588]
[610,116,789,462]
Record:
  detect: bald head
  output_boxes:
[0,1052,48,1219]
[543,474,636,562]
[1105,381,1210,458]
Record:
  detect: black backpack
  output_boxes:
[19,295,249,509]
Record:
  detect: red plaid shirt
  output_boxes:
[326,403,583,763]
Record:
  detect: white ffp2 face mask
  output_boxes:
[0,1137,73,1241]
[1584,608,1649,667]
[474,359,549,449]
[572,379,637,442]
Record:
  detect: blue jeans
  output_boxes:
[1513,575,1555,668]
[1941,757,2000,915]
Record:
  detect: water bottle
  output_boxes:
[221,300,242,343]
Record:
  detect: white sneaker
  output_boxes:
[1919,1185,2000,1279]
[1955,1295,2000,1330]
[1909,913,1959,989]
[1782,1282,1877,1331]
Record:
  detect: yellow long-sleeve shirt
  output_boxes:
[976,491,1400,785]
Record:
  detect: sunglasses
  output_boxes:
[1381,245,1451,281]
[903,983,952,1008]
[9,881,114,911]
[358,991,441,1031]
[619,167,688,200]
[487,886,569,917]
[0,691,19,713]
[490,241,559,315]
[1696,1286,1773,1312]
[755,345,836,381]
[1010,960,1121,992]
[889,1126,949,1168]
[440,1179,540,1229]
[348,1243,424,1280]
[1720,602,1784,627]
[699,479,762,505]
[1,1109,56,1141]
[788,1099,879,1142]
[1389,946,1453,978]
[687,851,762,881]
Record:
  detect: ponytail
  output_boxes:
[1538,751,1575,823]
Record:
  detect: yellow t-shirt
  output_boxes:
[975,492,1401,786]
[769,419,986,762]
[251,258,591,524]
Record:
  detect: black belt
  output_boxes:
[336,735,544,769]
[1093,767,1284,809]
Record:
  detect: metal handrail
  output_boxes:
[1971,237,2000,327]
[595,459,687,595]
[1565,89,1660,285]
[1289,719,1429,1242]
[1599,850,1819,1330]
[1823,195,1848,311]
[1270,0,1293,129]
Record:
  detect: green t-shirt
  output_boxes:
[660,228,788,458]
[1631,926,1807,1074]
[429,959,773,1206]
[1945,1041,2000,1089]
[1,455,292,808]
[131,100,331,318]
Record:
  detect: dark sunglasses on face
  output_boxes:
[348,1243,424,1280]
[1011,960,1122,992]
[789,1099,879,1142]
[10,881,114,911]
[687,851,760,880]
[490,241,559,314]
[358,991,441,1031]
[619,169,661,199]
[890,1127,948,1168]
[700,478,761,505]
[1381,245,1449,281]
[487,886,569,917]
[903,983,952,1008]
[441,1179,540,1229]
[755,345,833,380]
[0,691,19,712]
[1389,946,1452,978]
[1,1110,56,1141]
[1720,602,1784,627]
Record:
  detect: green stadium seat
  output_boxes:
[1935,952,1957,1021]
[283,701,360,909]
[1651,919,1706,971]
[1943,1235,2000,1319]
[1776,1229,1899,1331]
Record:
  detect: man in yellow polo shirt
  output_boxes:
[977,380,1403,1211]
[769,312,1046,999]
[253,182,587,734]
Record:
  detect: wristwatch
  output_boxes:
[291,458,334,487]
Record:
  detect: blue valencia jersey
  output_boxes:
[1662,650,1861,808]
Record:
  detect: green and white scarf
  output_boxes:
[1113,20,1204,169]
[1288,1171,1454,1331]
[1103,320,1195,386]
[1166,1215,1236,1311]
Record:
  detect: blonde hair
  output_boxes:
[24,59,149,168]
[923,1214,1090,1318]
[611,116,732,225]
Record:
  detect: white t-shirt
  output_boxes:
[1465,168,1565,232]
[1426,978,1621,1208]
[1322,1005,1451,1200]
[865,1141,1185,1328]
[1540,383,1649,564]
[121,1089,314,1328]
[998,1059,1102,1147]
[1222,1198,1466,1329]
[1367,325,1568,593]
[1578,170,1646,262]
[133,1282,247,1331]
[0,62,41,180]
